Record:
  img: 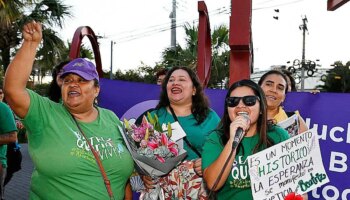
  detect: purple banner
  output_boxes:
[284,92,350,200]
[98,78,226,119]
[99,78,350,200]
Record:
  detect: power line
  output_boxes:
[108,7,229,44]
[255,0,279,6]
[176,1,187,12]
[103,0,303,45]
[105,6,227,39]
[253,0,305,10]
[113,19,195,44]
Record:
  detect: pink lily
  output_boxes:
[147,133,179,163]
[160,133,178,156]
[147,139,159,150]
[155,155,166,163]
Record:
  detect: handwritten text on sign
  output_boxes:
[247,128,329,200]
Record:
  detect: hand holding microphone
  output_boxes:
[230,112,250,150]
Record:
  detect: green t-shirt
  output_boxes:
[202,126,290,200]
[151,107,220,160]
[0,102,17,167]
[23,90,134,200]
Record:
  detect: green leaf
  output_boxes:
[167,122,172,138]
[123,118,130,130]
[147,112,155,125]
[154,114,162,132]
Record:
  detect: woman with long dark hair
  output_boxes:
[202,79,290,199]
[142,66,220,199]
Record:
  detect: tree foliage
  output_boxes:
[0,0,71,74]
[111,23,230,88]
[160,23,230,88]
[112,62,160,84]
[318,61,350,93]
[0,67,3,86]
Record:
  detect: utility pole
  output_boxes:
[300,16,308,91]
[170,0,176,49]
[110,40,115,79]
[287,16,319,91]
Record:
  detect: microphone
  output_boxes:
[208,112,249,197]
[232,112,249,150]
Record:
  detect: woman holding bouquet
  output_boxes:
[142,66,220,199]
[202,79,290,199]
[4,21,133,200]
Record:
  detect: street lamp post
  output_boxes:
[110,40,116,79]
[286,59,320,90]
[300,16,308,91]
[286,16,319,91]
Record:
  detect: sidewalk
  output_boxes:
[5,143,33,200]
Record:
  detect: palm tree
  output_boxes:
[318,61,350,93]
[209,25,229,88]
[0,0,71,76]
[160,23,230,88]
[0,0,27,26]
[161,45,186,67]
[0,0,26,72]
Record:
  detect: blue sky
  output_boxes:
[58,0,350,73]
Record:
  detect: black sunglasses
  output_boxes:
[226,95,260,107]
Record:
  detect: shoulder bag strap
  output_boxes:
[168,106,201,157]
[71,114,115,200]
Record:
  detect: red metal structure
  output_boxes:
[327,0,349,10]
[196,0,252,87]
[69,26,103,77]
[228,0,252,85]
[196,1,212,87]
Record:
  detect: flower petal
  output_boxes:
[147,141,158,150]
[161,133,168,145]
[284,193,295,200]
[169,147,178,156]
[141,115,148,125]
[295,195,304,200]
[156,155,165,163]
[167,140,175,147]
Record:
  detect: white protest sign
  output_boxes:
[247,127,329,200]
[162,121,186,142]
[162,121,186,150]
[278,114,299,137]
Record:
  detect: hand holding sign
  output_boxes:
[247,127,329,200]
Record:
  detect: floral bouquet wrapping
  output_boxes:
[158,160,209,200]
[119,113,187,199]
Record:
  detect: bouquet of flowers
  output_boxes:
[119,113,187,199]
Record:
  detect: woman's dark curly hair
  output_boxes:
[48,61,69,102]
[219,79,274,153]
[156,66,210,125]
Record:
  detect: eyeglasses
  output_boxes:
[226,95,260,107]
